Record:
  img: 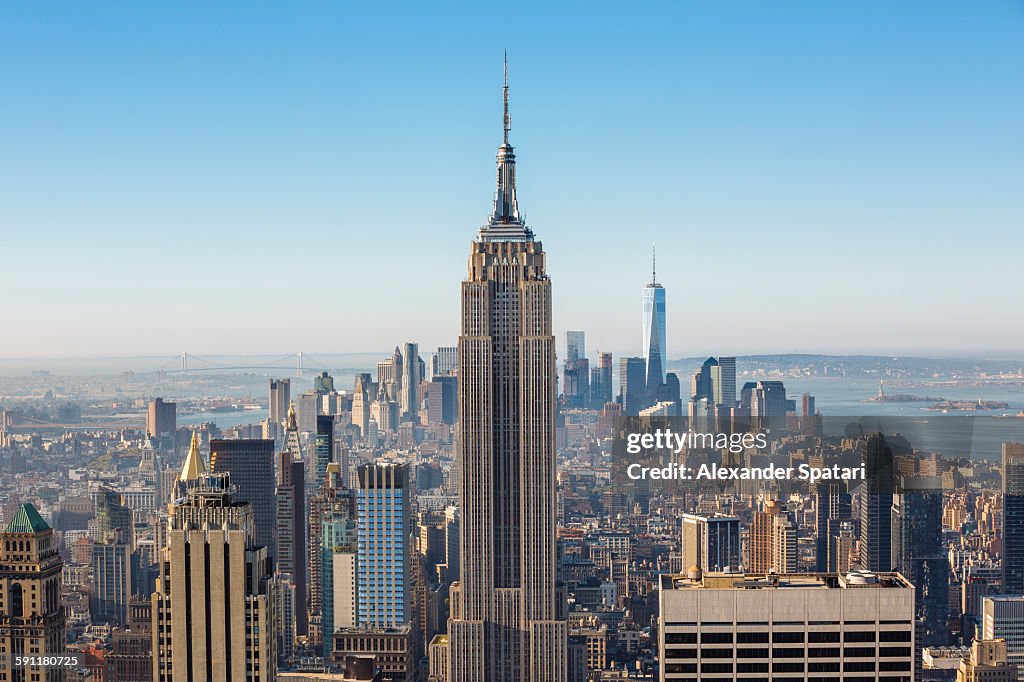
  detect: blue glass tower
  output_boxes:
[356,462,411,628]
[642,245,666,390]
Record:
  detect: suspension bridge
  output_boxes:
[151,351,343,377]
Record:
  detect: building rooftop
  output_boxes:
[5,503,49,534]
[660,570,913,591]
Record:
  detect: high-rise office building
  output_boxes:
[392,346,404,388]
[747,380,790,429]
[276,439,308,637]
[152,437,276,682]
[642,247,666,390]
[563,330,590,407]
[209,438,277,558]
[269,378,291,431]
[401,342,421,421]
[371,397,399,435]
[982,596,1024,673]
[296,391,320,434]
[314,415,335,489]
[352,373,373,438]
[659,570,915,682]
[356,463,412,629]
[378,348,402,403]
[771,513,798,573]
[619,356,647,416]
[892,475,948,648]
[314,370,335,394]
[814,481,851,572]
[590,352,613,409]
[961,562,1001,639]
[801,392,820,436]
[0,504,66,682]
[1002,442,1024,595]
[275,575,296,664]
[748,499,786,574]
[714,356,736,407]
[92,529,133,624]
[443,58,567,681]
[95,485,133,541]
[657,372,682,415]
[427,375,458,426]
[562,356,590,408]
[309,463,354,648]
[431,347,458,378]
[860,433,895,572]
[680,514,740,573]
[566,331,585,364]
[693,357,718,403]
[321,511,357,657]
[146,398,176,441]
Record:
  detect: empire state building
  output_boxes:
[443,58,567,681]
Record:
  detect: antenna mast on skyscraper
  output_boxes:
[503,51,510,145]
[651,243,657,286]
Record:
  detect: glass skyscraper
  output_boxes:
[1002,443,1024,594]
[642,248,666,390]
[356,462,410,628]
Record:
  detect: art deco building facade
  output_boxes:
[152,432,276,682]
[276,404,308,639]
[442,58,567,681]
[0,504,66,682]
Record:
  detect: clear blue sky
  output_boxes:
[2,1,1022,360]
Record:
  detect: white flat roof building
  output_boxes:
[982,595,1024,679]
[658,569,915,682]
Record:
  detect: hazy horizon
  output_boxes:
[2,349,1023,379]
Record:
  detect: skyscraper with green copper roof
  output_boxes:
[1,501,65,681]
[4,502,50,534]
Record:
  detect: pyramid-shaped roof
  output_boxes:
[179,430,206,482]
[5,503,49,534]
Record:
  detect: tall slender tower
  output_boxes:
[642,245,666,391]
[446,55,567,681]
[401,342,421,421]
[276,405,308,638]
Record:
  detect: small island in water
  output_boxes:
[925,399,1010,412]
[864,381,944,403]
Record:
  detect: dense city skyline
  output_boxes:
[4,5,1024,682]
[3,2,1023,357]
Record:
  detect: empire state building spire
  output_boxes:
[480,52,532,242]
[443,54,566,682]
